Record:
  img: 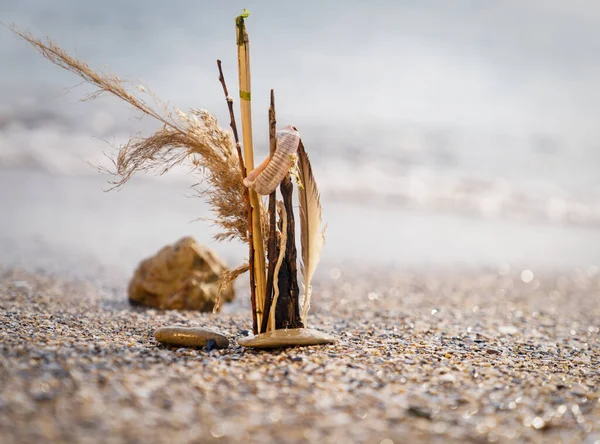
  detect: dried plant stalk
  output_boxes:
[11,27,268,248]
[213,262,249,315]
[217,59,258,333]
[236,13,267,331]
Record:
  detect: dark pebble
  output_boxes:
[205,339,218,352]
[407,405,432,419]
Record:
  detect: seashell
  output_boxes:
[243,125,300,195]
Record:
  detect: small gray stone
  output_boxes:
[238,328,337,349]
[499,325,518,335]
[154,326,229,349]
[570,383,588,396]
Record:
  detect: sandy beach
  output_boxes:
[1,263,599,443]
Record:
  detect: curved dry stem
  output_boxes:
[212,263,249,316]
[268,201,288,331]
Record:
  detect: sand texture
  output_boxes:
[1,266,599,443]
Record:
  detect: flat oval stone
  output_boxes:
[238,328,337,349]
[154,326,229,349]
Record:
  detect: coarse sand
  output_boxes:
[1,265,599,443]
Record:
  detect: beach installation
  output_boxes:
[12,10,334,349]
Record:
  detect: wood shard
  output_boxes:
[274,175,304,330]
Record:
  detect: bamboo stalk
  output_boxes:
[236,11,267,331]
[261,89,279,334]
[216,60,258,333]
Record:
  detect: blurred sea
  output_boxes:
[1,0,599,273]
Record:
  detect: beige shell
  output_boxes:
[243,125,300,195]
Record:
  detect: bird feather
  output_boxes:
[297,140,325,324]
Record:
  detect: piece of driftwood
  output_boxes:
[274,175,304,329]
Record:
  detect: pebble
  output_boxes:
[238,328,337,349]
[128,237,235,311]
[570,384,588,396]
[486,348,502,355]
[11,280,30,290]
[531,417,546,430]
[438,373,456,383]
[498,325,519,335]
[154,326,229,349]
[407,405,432,419]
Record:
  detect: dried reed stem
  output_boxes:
[216,59,258,333]
[261,89,279,334]
[213,262,249,316]
[236,13,267,331]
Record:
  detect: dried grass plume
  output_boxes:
[11,27,268,244]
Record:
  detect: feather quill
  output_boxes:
[297,140,325,324]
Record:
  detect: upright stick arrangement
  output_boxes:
[12,9,332,348]
[231,11,326,341]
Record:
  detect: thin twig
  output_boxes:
[217,59,258,335]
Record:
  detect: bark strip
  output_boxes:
[275,175,304,329]
[261,89,279,334]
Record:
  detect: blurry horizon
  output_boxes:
[1,0,599,272]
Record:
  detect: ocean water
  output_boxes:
[1,1,599,272]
